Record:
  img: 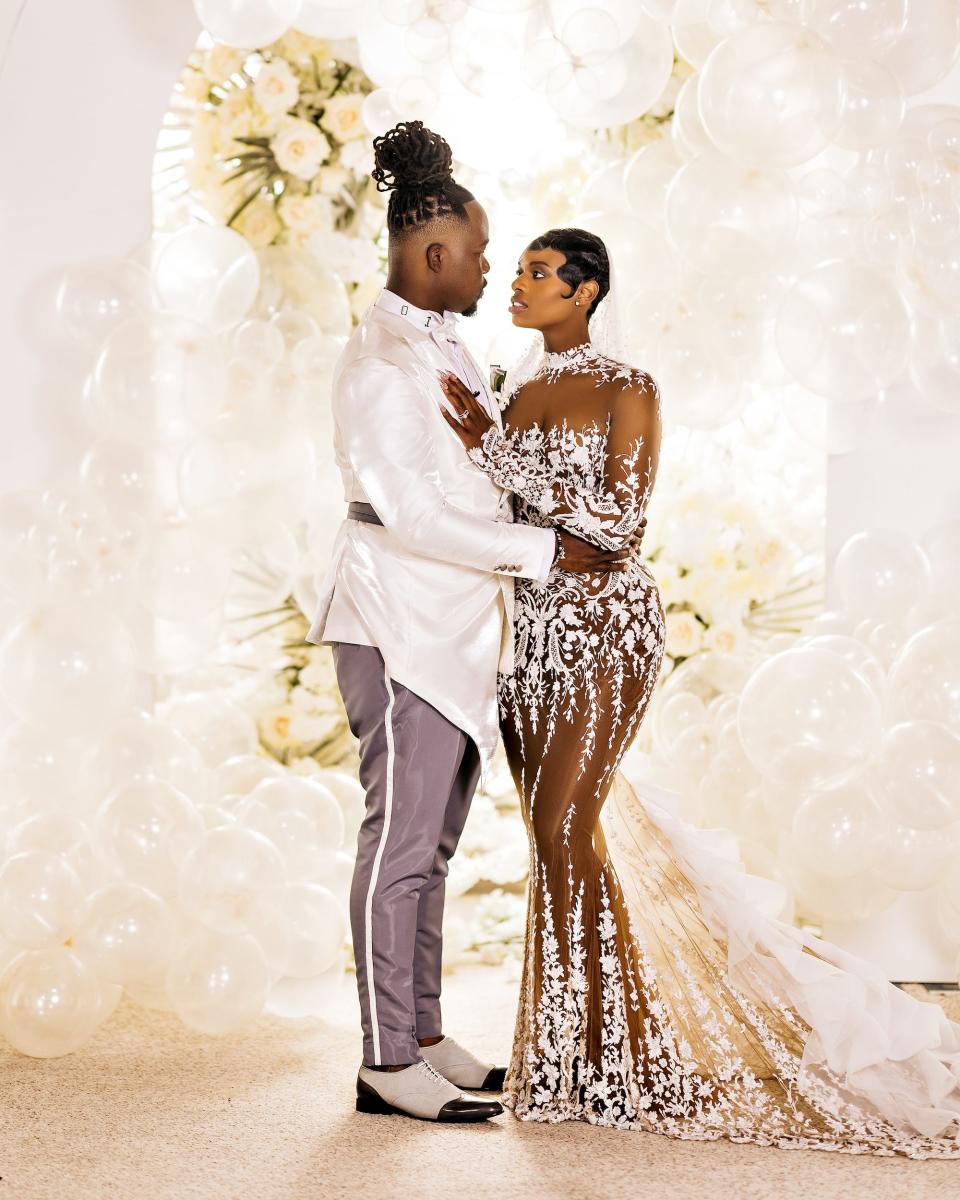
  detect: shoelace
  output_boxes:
[416,1059,452,1089]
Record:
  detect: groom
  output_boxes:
[305,122,632,1123]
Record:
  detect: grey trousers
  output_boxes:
[331,642,481,1066]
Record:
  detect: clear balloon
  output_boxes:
[0,602,140,734]
[789,783,888,878]
[877,822,956,891]
[193,0,302,50]
[832,529,931,623]
[0,948,104,1057]
[161,695,260,768]
[236,776,345,882]
[738,648,884,789]
[75,884,177,985]
[166,928,271,1033]
[834,58,904,151]
[55,258,155,352]
[698,22,842,167]
[88,711,212,805]
[878,0,960,96]
[95,779,206,896]
[800,0,907,58]
[0,852,85,949]
[888,620,960,732]
[137,522,233,620]
[775,260,911,400]
[803,634,885,696]
[874,721,960,830]
[178,825,287,934]
[277,882,346,977]
[296,0,358,38]
[154,225,261,330]
[666,154,798,255]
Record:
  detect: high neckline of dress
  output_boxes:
[541,341,598,369]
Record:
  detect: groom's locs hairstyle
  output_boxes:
[371,120,475,237]
[527,227,611,318]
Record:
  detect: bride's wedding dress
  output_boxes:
[467,342,960,1159]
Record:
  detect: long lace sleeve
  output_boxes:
[468,372,661,551]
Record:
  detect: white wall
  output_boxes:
[0,0,200,490]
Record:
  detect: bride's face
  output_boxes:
[509,247,595,330]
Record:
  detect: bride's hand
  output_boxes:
[438,372,494,452]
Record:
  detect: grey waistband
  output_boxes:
[348,502,384,527]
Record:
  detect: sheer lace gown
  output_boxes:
[467,345,960,1158]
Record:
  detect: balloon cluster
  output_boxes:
[641,522,960,949]
[0,224,362,1056]
[188,1,960,436]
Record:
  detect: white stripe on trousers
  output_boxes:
[363,664,396,1065]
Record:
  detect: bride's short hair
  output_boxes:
[527,228,610,318]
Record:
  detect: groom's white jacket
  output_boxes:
[305,290,555,779]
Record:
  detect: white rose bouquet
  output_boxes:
[172,30,385,297]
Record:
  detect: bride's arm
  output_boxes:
[446,372,661,552]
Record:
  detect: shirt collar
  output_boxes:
[375,288,458,332]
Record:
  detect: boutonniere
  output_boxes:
[490,363,511,412]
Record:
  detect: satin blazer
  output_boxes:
[305,297,554,781]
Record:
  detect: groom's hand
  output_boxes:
[557,527,644,573]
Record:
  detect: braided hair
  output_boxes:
[526,227,610,318]
[372,121,475,237]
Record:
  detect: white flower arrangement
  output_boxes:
[171,30,386,287]
[643,422,823,673]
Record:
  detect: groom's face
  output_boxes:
[440,200,490,317]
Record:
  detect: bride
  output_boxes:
[439,227,960,1159]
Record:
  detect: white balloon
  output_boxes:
[296,0,357,38]
[921,518,960,594]
[236,775,344,881]
[874,721,960,830]
[276,882,346,976]
[833,57,904,151]
[738,648,884,789]
[0,948,104,1057]
[789,782,888,878]
[877,823,956,891]
[161,695,260,768]
[698,23,842,167]
[0,852,85,949]
[832,529,931,623]
[167,928,271,1033]
[800,0,907,58]
[889,620,960,732]
[55,259,155,352]
[666,154,797,255]
[775,260,910,400]
[178,825,287,934]
[95,779,206,896]
[193,0,302,49]
[0,602,140,734]
[878,0,960,96]
[154,226,260,331]
[75,884,177,985]
[804,634,885,696]
[137,522,234,620]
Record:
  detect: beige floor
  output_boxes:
[2,966,958,1200]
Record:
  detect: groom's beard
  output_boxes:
[461,282,486,318]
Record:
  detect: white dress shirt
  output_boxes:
[305,289,556,780]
